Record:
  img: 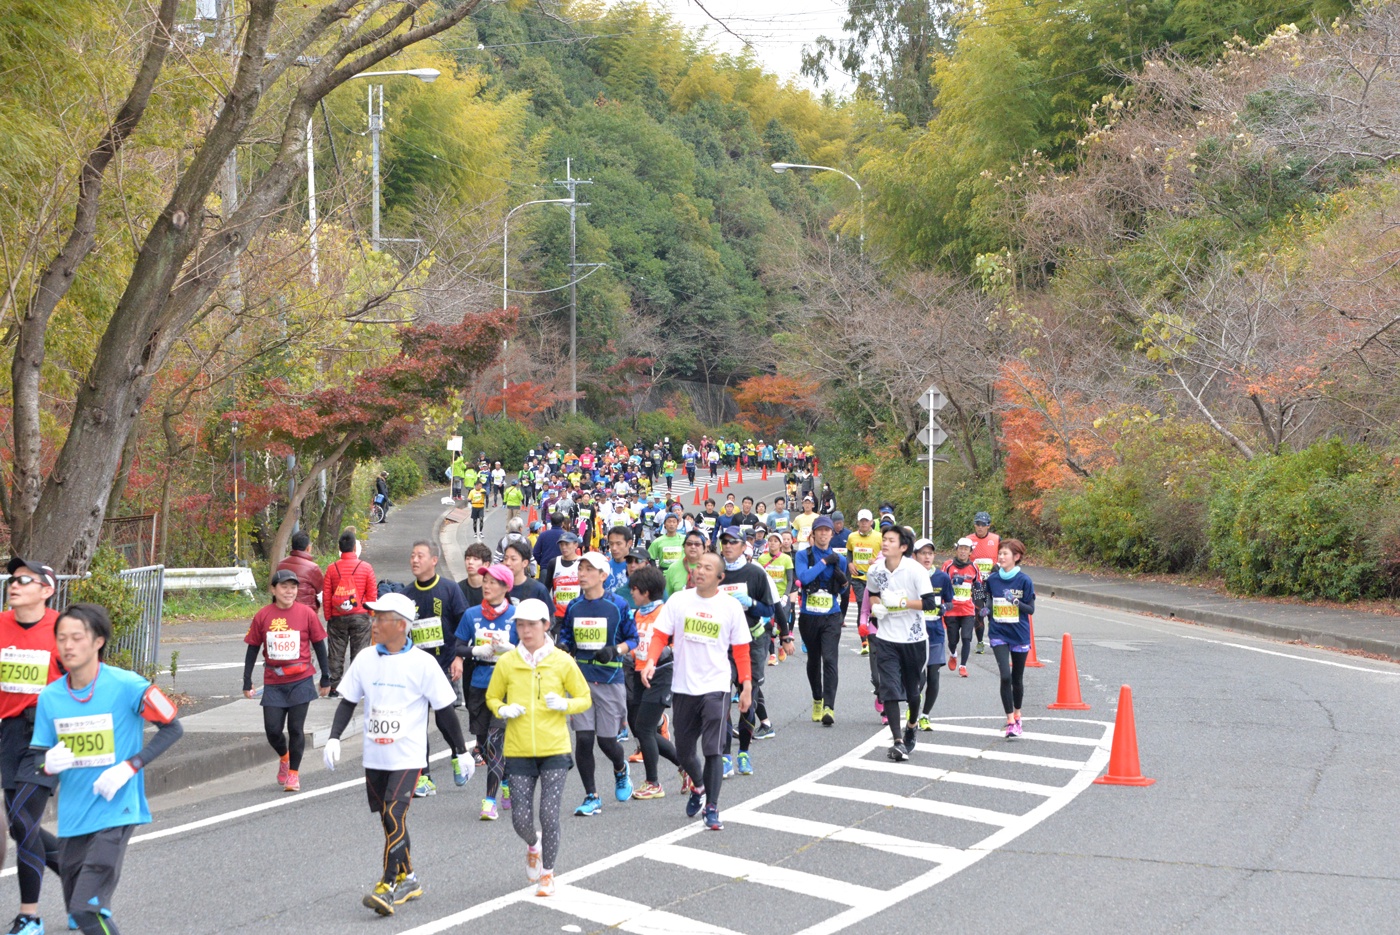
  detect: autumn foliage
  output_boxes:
[730,374,822,437]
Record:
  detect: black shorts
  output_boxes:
[260,676,317,708]
[59,824,133,915]
[466,685,503,737]
[472,506,485,519]
[0,713,52,791]
[671,691,729,758]
[365,767,420,812]
[874,638,927,704]
[505,754,573,778]
[639,665,673,707]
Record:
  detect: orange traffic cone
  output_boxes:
[724,471,731,489]
[1094,685,1155,786]
[527,505,538,525]
[737,464,744,483]
[702,483,710,502]
[692,486,702,506]
[761,466,768,480]
[1046,632,1090,710]
[1026,615,1045,667]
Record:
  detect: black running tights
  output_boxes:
[262,701,310,770]
[635,702,679,784]
[476,726,505,799]
[993,644,1028,714]
[379,799,412,883]
[921,665,941,715]
[6,783,59,905]
[574,730,626,796]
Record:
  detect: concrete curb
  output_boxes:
[1044,583,1400,660]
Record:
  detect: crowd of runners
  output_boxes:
[0,434,1035,928]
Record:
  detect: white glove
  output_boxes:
[472,643,495,660]
[883,588,908,610]
[323,737,341,771]
[497,703,526,719]
[870,600,888,621]
[544,692,569,712]
[92,761,136,801]
[452,754,476,784]
[44,742,75,776]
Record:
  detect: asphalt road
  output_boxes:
[25,489,1400,934]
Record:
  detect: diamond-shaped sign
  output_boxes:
[918,422,947,447]
[918,385,948,412]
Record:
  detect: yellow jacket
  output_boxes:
[486,642,592,758]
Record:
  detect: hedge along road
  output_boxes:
[12,581,1398,932]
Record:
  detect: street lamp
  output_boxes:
[501,198,575,410]
[771,162,864,254]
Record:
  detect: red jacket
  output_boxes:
[941,559,984,618]
[277,550,324,615]
[323,552,377,618]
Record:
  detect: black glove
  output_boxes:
[824,553,841,566]
[593,644,617,665]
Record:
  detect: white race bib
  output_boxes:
[683,612,721,645]
[0,647,50,695]
[992,597,1019,622]
[265,629,301,662]
[573,617,608,651]
[365,706,408,745]
[410,616,444,649]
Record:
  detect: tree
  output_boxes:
[7,0,484,572]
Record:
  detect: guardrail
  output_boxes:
[0,565,164,674]
[161,566,257,593]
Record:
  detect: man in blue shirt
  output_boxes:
[794,516,848,726]
[32,603,183,935]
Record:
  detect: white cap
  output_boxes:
[856,509,874,522]
[580,551,610,572]
[956,537,975,548]
[366,592,417,623]
[515,598,551,622]
[914,538,935,552]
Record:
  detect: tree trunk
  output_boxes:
[266,437,352,568]
[318,461,351,552]
[105,426,143,520]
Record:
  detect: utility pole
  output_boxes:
[554,158,592,414]
[369,84,383,250]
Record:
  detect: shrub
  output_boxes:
[631,410,706,448]
[67,547,142,672]
[540,414,607,453]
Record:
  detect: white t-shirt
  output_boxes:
[338,644,457,771]
[655,588,751,696]
[865,556,936,644]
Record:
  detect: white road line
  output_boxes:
[720,811,964,863]
[548,886,746,935]
[796,781,1019,827]
[1044,598,1400,676]
[910,741,1089,771]
[919,721,1101,747]
[840,757,1065,797]
[647,843,882,906]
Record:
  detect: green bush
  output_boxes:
[630,410,706,449]
[380,451,425,500]
[67,547,142,672]
[454,420,536,470]
[1209,439,1399,600]
[540,414,607,453]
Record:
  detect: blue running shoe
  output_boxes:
[685,790,704,818]
[11,915,43,935]
[703,805,723,830]
[616,727,630,742]
[722,754,735,778]
[614,766,634,802]
[574,793,603,817]
[737,752,753,775]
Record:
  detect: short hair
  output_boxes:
[742,497,753,506]
[629,565,666,602]
[291,531,310,552]
[410,539,440,561]
[775,496,786,505]
[338,529,357,553]
[506,516,525,534]
[504,540,532,563]
[465,542,493,562]
[58,603,113,660]
[683,530,708,545]
[1003,538,1027,561]
[704,499,715,508]
[607,525,634,543]
[549,513,566,527]
[883,524,915,556]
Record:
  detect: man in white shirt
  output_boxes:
[866,525,937,763]
[641,552,751,831]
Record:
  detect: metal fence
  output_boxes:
[0,565,164,675]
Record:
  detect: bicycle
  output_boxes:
[370,492,390,524]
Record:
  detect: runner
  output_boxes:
[322,529,377,697]
[503,541,551,606]
[967,511,999,653]
[459,542,492,608]
[942,538,986,677]
[986,539,1036,739]
[559,553,637,816]
[866,525,936,761]
[469,481,489,540]
[0,559,62,935]
[242,569,330,794]
[322,592,467,916]
[640,552,752,830]
[487,599,591,897]
[664,530,708,598]
[626,566,681,800]
[767,497,791,538]
[845,510,882,656]
[32,603,183,935]
[455,564,516,819]
[912,539,954,731]
[757,532,796,662]
[794,516,848,725]
[647,513,685,572]
[405,540,468,797]
[540,532,582,638]
[792,496,818,546]
[717,527,776,775]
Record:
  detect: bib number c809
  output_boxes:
[365,707,407,745]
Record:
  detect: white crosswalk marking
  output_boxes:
[400,716,1114,935]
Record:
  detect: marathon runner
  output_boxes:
[845,511,881,656]
[626,566,680,800]
[866,525,936,761]
[33,603,183,935]
[454,564,516,819]
[768,497,791,538]
[469,481,489,540]
[942,538,986,677]
[488,598,591,896]
[967,511,999,652]
[503,541,551,606]
[912,539,954,731]
[718,526,776,776]
[242,569,330,794]
[757,533,796,662]
[541,532,583,638]
[664,530,708,598]
[986,540,1035,739]
[641,552,752,831]
[322,592,467,916]
[648,514,685,572]
[794,516,848,725]
[405,540,468,797]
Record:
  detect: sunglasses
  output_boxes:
[10,575,46,587]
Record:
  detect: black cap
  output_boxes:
[270,568,299,586]
[6,558,56,589]
[717,526,744,542]
[625,548,650,563]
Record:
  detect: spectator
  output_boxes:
[276,530,323,615]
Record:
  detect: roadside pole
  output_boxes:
[918,385,949,542]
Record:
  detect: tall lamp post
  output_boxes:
[771,162,864,254]
[501,198,575,412]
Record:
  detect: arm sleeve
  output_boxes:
[243,644,261,692]
[130,719,183,772]
[748,575,773,621]
[329,699,358,741]
[1020,577,1036,615]
[616,604,639,650]
[733,641,753,684]
[794,549,825,587]
[313,639,330,686]
[647,629,671,666]
[540,559,555,591]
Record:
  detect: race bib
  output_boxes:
[661,546,682,565]
[974,558,995,576]
[365,706,407,745]
[683,613,721,645]
[992,597,1019,622]
[265,629,301,662]
[763,563,786,585]
[573,617,608,651]
[953,582,972,601]
[773,516,789,530]
[719,583,745,598]
[55,713,115,768]
[554,585,580,605]
[0,647,49,695]
[853,546,873,565]
[411,616,444,649]
[806,590,834,613]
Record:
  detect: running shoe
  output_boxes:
[414,775,437,797]
[1009,720,1023,738]
[801,642,808,653]
[917,716,932,732]
[363,881,395,916]
[888,742,909,762]
[753,722,776,740]
[976,641,986,654]
[958,665,968,678]
[778,647,787,662]
[471,746,486,768]
[679,768,694,794]
[821,707,835,726]
[722,755,735,778]
[283,770,301,793]
[501,781,512,810]
[1004,721,1018,739]
[451,755,472,787]
[703,805,724,831]
[392,873,424,905]
[685,789,705,818]
[575,793,603,816]
[9,914,42,935]
[903,725,917,749]
[276,756,290,786]
[614,766,634,802]
[480,798,499,821]
[947,656,957,672]
[737,752,753,775]
[632,781,666,800]
[616,727,630,742]
[526,845,542,882]
[811,700,823,722]
[859,642,869,656]
[536,871,556,897]
[874,699,884,715]
[768,654,778,666]
[628,749,645,763]
[660,713,671,740]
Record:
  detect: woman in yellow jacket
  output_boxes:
[486,598,591,897]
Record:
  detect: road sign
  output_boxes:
[918,385,948,412]
[447,435,463,452]
[918,423,947,447]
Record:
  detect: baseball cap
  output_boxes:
[856,509,873,522]
[717,526,744,542]
[812,516,835,532]
[269,568,299,586]
[625,548,650,563]
[974,511,992,525]
[559,531,581,544]
[831,511,845,523]
[913,538,935,552]
[6,558,56,589]
[366,592,418,623]
[515,598,551,622]
[483,563,514,588]
[580,552,610,572]
[878,502,895,515]
[956,536,976,548]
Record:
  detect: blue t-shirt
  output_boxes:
[559,594,637,684]
[33,665,155,837]
[986,569,1035,647]
[925,569,955,647]
[454,605,518,689]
